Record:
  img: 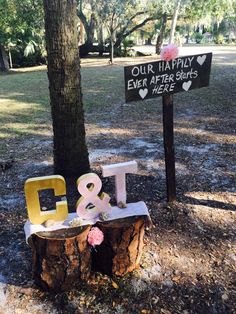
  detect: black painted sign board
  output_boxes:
[124,52,212,102]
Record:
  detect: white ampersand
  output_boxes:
[76,173,111,220]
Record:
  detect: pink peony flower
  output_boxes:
[87,227,104,247]
[160,44,179,61]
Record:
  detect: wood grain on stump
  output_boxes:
[92,216,146,276]
[29,225,92,291]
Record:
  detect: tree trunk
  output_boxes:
[156,13,167,54]
[92,216,146,276]
[185,24,190,44]
[146,37,152,45]
[110,38,114,64]
[98,25,104,57]
[110,30,115,63]
[169,0,181,44]
[43,0,90,177]
[0,45,9,72]
[79,21,84,44]
[29,226,92,291]
[78,9,96,57]
[87,14,96,46]
[8,49,13,68]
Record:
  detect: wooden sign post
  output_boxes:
[124,53,212,202]
[162,94,176,202]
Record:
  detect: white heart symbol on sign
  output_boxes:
[182,80,192,91]
[139,88,148,99]
[197,55,206,66]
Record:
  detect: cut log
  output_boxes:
[92,216,147,276]
[28,225,92,291]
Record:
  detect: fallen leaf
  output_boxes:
[112,281,119,289]
[172,276,181,283]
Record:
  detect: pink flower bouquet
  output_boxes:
[87,227,104,247]
[161,44,179,61]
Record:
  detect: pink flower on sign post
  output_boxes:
[161,44,179,61]
[87,227,104,247]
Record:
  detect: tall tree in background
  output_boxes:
[169,0,181,43]
[77,0,97,56]
[43,0,90,177]
[155,13,167,54]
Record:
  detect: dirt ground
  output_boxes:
[0,45,235,314]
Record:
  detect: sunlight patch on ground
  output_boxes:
[0,98,34,110]
[158,245,211,279]
[188,204,236,232]
[145,159,190,176]
[0,92,25,98]
[179,143,218,154]
[86,125,136,136]
[10,65,47,73]
[185,191,236,206]
[176,127,236,144]
[89,148,126,162]
[214,62,236,66]
[0,123,51,139]
[89,137,161,163]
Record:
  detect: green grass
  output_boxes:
[82,65,124,111]
[0,65,124,140]
[0,48,236,155]
[0,70,50,140]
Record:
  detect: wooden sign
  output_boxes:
[124,53,212,102]
[124,52,212,203]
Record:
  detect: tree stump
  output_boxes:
[28,225,92,291]
[92,216,147,276]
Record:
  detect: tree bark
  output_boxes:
[0,45,9,72]
[43,0,90,177]
[29,226,92,291]
[156,13,167,54]
[92,216,146,276]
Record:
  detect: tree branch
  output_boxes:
[116,11,149,34]
[77,6,89,35]
[115,14,161,48]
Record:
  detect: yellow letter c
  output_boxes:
[24,175,68,225]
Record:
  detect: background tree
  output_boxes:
[183,0,236,43]
[77,0,162,56]
[1,0,235,68]
[43,0,90,177]
[169,0,181,43]
[155,13,168,54]
[113,2,161,54]
[0,0,44,70]
[77,0,97,56]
